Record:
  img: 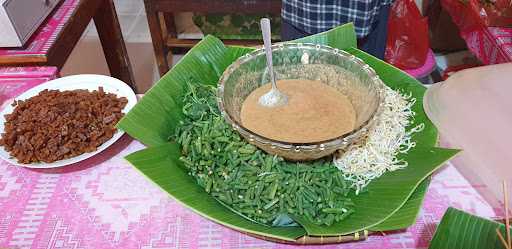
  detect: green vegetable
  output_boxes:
[173,82,354,226]
[429,207,510,249]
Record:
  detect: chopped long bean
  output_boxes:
[173,82,355,226]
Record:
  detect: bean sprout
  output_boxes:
[333,86,424,194]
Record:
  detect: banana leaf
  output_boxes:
[291,147,458,236]
[429,207,510,249]
[370,178,430,231]
[125,142,306,241]
[118,23,459,240]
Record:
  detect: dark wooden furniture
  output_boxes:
[143,0,281,76]
[0,0,137,92]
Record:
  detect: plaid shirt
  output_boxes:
[282,0,394,38]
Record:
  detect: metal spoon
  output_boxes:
[258,18,288,108]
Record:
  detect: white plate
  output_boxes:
[0,74,137,168]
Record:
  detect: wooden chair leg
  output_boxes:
[144,0,169,76]
[94,0,136,91]
[46,0,103,70]
[163,12,177,68]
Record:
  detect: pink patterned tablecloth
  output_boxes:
[0,67,58,105]
[0,84,500,249]
[0,0,79,57]
[0,67,58,78]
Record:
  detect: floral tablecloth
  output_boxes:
[0,78,500,249]
[0,0,79,57]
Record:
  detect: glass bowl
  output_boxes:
[217,43,384,161]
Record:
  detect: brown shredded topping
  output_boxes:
[0,87,128,164]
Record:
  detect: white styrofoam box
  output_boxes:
[0,0,62,47]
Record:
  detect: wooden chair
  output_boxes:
[143,0,281,76]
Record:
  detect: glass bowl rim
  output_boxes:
[217,42,385,149]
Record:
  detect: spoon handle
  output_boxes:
[260,18,277,90]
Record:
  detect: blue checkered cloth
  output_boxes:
[282,0,394,38]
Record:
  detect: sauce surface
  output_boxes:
[240,79,356,143]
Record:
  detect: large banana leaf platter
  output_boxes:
[117,23,460,243]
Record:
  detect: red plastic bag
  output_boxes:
[385,0,430,70]
[484,0,512,28]
[441,0,512,36]
[441,64,480,80]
